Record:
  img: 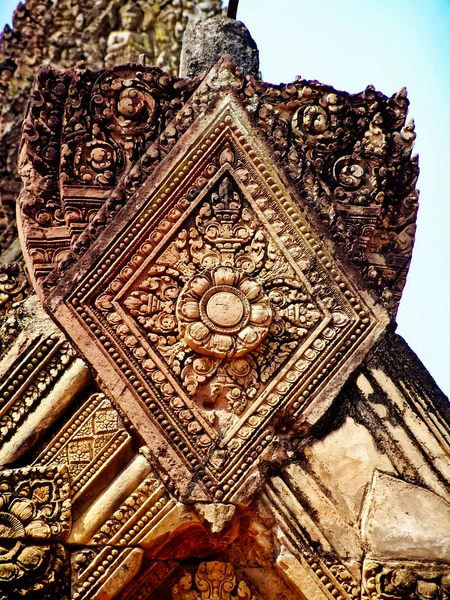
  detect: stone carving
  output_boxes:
[114,167,328,416]
[0,465,71,599]
[363,560,450,600]
[117,560,178,600]
[18,63,202,285]
[78,67,158,175]
[105,2,154,67]
[176,265,273,360]
[0,332,77,448]
[173,562,257,600]
[0,262,30,353]
[0,542,68,600]
[36,393,131,500]
[71,546,143,600]
[0,0,221,204]
[62,63,199,192]
[0,465,71,540]
[90,472,170,546]
[46,94,387,503]
[19,58,419,315]
[2,7,444,600]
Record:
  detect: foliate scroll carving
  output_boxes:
[75,67,158,179]
[0,465,71,600]
[18,63,202,286]
[173,562,258,600]
[110,167,327,417]
[19,58,418,313]
[19,65,69,228]
[291,92,351,154]
[0,0,221,201]
[0,542,68,600]
[37,60,418,312]
[62,65,199,189]
[246,70,418,311]
[286,84,418,310]
[363,560,450,600]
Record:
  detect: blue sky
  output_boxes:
[1,0,449,396]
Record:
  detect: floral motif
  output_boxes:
[73,140,117,186]
[177,266,272,359]
[173,561,256,600]
[0,465,71,599]
[0,465,71,541]
[0,542,67,599]
[108,166,344,417]
[0,494,51,539]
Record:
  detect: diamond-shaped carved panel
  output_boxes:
[48,94,388,502]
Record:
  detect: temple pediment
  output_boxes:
[0,5,447,600]
[45,81,388,503]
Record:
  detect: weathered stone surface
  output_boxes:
[361,471,450,561]
[71,546,143,600]
[180,16,260,78]
[362,560,450,600]
[0,285,91,467]
[0,0,221,190]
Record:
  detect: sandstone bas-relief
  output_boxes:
[0,3,449,600]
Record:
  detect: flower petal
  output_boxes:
[179,300,200,320]
[190,276,210,298]
[237,326,259,345]
[0,560,18,580]
[212,333,234,352]
[9,498,34,523]
[187,321,210,342]
[24,519,51,539]
[239,279,261,301]
[250,303,272,324]
[212,266,236,286]
[17,545,46,569]
[0,494,8,511]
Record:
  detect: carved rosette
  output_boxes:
[177,266,272,359]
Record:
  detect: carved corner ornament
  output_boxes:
[0,464,71,599]
[46,90,389,503]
